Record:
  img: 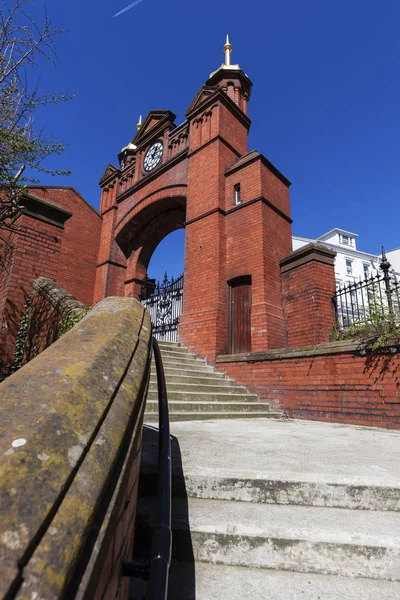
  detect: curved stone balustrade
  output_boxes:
[0,297,152,599]
[32,276,87,319]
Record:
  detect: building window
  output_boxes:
[363,263,369,279]
[340,234,353,247]
[346,259,353,275]
[234,184,241,205]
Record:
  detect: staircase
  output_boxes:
[145,341,282,422]
[132,419,400,600]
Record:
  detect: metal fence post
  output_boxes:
[380,246,394,318]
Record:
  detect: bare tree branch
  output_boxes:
[0,0,73,226]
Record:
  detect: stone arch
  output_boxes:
[115,195,186,297]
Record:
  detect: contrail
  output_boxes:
[113,0,144,18]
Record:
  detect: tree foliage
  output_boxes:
[0,0,72,225]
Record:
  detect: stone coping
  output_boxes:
[215,339,396,363]
[0,297,151,598]
[32,277,87,318]
[280,243,336,274]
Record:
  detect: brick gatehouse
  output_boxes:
[94,37,303,362]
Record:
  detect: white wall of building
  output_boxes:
[387,248,400,275]
[292,228,381,288]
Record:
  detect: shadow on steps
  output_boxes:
[130,425,196,600]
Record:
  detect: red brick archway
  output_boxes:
[115,195,186,297]
[95,67,294,360]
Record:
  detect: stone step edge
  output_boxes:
[136,473,400,512]
[137,504,400,551]
[135,509,400,580]
[151,367,220,375]
[144,412,283,420]
[147,390,259,398]
[146,400,270,405]
[147,388,257,396]
[158,352,207,361]
[150,372,232,381]
[145,404,272,412]
[181,530,400,581]
[149,381,248,390]
[166,561,400,600]
[156,362,215,370]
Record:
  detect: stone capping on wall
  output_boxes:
[16,192,73,229]
[0,297,152,599]
[280,242,336,274]
[225,149,292,188]
[28,186,102,218]
[215,339,388,363]
[32,277,87,319]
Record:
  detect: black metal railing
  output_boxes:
[333,248,400,329]
[122,337,172,599]
[146,337,172,600]
[141,274,183,342]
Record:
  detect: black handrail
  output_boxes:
[147,337,172,600]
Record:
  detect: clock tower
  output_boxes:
[94,38,293,361]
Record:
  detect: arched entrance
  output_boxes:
[115,195,186,340]
[146,229,185,285]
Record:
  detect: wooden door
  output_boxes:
[229,277,252,353]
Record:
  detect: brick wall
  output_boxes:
[0,215,62,366]
[216,343,400,430]
[0,187,101,369]
[280,244,337,346]
[27,187,102,305]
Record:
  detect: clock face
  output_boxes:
[143,141,163,172]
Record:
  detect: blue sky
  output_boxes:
[28,0,400,282]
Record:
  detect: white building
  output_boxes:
[292,228,383,288]
[293,229,399,327]
[387,247,400,274]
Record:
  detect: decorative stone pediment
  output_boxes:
[132,110,177,147]
[99,164,119,186]
[186,86,217,115]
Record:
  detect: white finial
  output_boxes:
[136,114,142,131]
[224,34,232,66]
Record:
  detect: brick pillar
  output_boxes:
[178,96,250,362]
[280,243,336,347]
[94,181,127,302]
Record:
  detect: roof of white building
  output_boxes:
[292,236,380,260]
[317,228,359,241]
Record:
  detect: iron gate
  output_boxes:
[140,274,183,342]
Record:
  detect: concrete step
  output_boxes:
[145,400,272,413]
[155,348,202,359]
[155,353,208,365]
[144,411,283,422]
[133,420,400,597]
[165,497,400,580]
[151,342,275,422]
[149,374,234,386]
[157,361,214,372]
[146,390,260,403]
[148,382,254,395]
[135,492,400,580]
[176,474,400,512]
[163,561,400,600]
[157,341,181,349]
[153,365,218,376]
